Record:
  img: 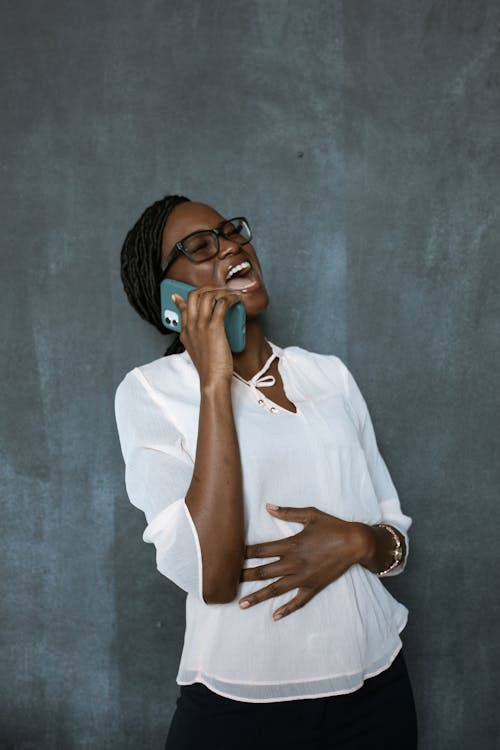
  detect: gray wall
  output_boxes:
[1,1,499,748]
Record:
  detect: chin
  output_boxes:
[243,288,269,317]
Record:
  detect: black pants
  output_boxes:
[165,649,418,749]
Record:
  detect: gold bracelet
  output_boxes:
[374,524,404,576]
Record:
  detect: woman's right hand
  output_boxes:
[173,286,242,387]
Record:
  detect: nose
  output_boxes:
[217,234,240,259]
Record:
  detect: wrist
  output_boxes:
[350,522,378,567]
[353,522,404,575]
[200,378,233,397]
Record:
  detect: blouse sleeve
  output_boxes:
[339,359,412,577]
[114,368,204,599]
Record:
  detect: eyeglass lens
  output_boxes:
[182,218,251,260]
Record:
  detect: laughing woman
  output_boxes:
[115,195,418,750]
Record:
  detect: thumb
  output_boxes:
[266,503,313,525]
[172,293,186,311]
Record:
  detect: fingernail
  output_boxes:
[273,612,283,620]
[239,600,250,609]
[266,503,279,510]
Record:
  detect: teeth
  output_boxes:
[226,261,251,281]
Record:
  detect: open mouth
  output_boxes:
[225,261,260,291]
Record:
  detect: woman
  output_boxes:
[115,194,418,749]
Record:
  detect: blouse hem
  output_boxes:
[175,614,408,703]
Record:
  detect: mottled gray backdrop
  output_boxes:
[1,1,499,748]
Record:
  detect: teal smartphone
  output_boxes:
[160,278,246,353]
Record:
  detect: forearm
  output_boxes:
[354,522,407,575]
[185,380,245,603]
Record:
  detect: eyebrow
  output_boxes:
[186,218,225,235]
[210,218,227,230]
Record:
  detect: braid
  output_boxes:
[120,194,190,356]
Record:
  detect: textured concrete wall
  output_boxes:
[1,1,499,748]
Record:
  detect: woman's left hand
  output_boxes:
[238,504,372,621]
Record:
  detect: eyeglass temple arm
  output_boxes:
[160,244,182,275]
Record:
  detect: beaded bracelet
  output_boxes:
[374,524,404,576]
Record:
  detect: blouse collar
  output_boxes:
[179,339,288,414]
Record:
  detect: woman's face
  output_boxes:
[161,201,269,318]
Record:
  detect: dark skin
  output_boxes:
[161,201,406,616]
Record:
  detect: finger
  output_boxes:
[265,503,317,526]
[238,575,300,609]
[171,293,186,312]
[171,294,188,334]
[186,286,203,321]
[192,288,239,325]
[184,285,224,321]
[244,534,300,559]
[196,289,222,324]
[210,292,243,322]
[240,559,290,583]
[188,284,228,306]
[272,588,316,621]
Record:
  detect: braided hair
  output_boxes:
[120,194,190,356]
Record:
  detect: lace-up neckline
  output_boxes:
[232,343,296,415]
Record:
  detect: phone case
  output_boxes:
[160,278,246,353]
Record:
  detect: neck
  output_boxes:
[231,318,272,380]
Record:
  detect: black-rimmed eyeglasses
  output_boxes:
[160,217,252,279]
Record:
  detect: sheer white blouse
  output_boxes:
[114,340,412,702]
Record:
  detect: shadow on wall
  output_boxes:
[112,499,187,746]
[1,707,73,750]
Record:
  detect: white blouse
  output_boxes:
[114,340,412,703]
